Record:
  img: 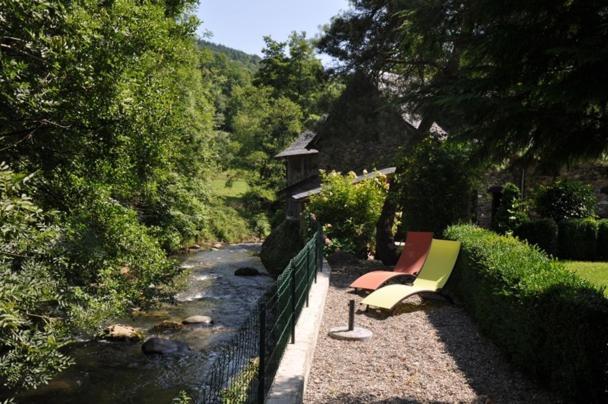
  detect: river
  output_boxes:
[19,243,273,403]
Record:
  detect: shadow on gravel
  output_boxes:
[422,301,555,403]
[319,392,424,403]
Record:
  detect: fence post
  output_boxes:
[313,237,318,283]
[258,302,266,404]
[290,261,296,344]
[319,229,324,271]
[305,246,310,308]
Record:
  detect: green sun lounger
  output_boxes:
[361,239,461,310]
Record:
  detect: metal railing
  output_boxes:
[200,228,324,403]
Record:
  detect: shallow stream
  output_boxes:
[19,244,273,403]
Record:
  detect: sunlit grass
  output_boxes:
[209,172,249,198]
[563,261,608,297]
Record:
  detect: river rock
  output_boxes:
[234,267,260,276]
[103,324,143,341]
[182,315,213,325]
[141,338,190,355]
[260,218,304,279]
[150,320,183,332]
[213,242,223,249]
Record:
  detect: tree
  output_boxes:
[320,0,608,164]
[231,85,303,188]
[320,0,608,262]
[254,32,329,122]
[0,0,217,392]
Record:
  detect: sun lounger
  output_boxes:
[360,239,461,310]
[349,232,433,291]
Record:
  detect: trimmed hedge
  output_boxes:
[558,218,598,260]
[598,219,608,261]
[444,225,608,402]
[514,218,558,256]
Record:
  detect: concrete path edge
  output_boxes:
[266,260,331,404]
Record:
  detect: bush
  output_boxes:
[0,166,73,390]
[558,218,598,260]
[535,179,597,222]
[491,182,528,234]
[514,218,558,256]
[306,170,388,258]
[444,225,608,402]
[598,220,608,261]
[397,139,480,236]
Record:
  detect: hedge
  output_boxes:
[598,219,608,261]
[514,218,558,256]
[558,218,598,260]
[444,225,608,402]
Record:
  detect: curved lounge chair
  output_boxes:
[349,232,433,291]
[361,239,461,310]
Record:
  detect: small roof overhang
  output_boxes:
[292,167,396,201]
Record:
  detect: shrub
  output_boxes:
[535,179,597,222]
[491,182,528,234]
[444,225,608,402]
[397,139,480,236]
[0,165,72,390]
[514,218,558,256]
[306,170,388,258]
[558,218,598,260]
[598,219,608,261]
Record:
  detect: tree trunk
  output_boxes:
[375,178,399,265]
[374,117,435,265]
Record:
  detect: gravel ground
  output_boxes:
[304,260,557,404]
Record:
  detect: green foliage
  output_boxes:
[491,183,528,234]
[558,218,598,261]
[254,32,328,122]
[444,225,608,402]
[225,32,341,190]
[397,139,480,236]
[0,0,220,393]
[198,40,260,74]
[230,85,304,189]
[320,0,608,164]
[535,180,597,223]
[172,390,193,404]
[597,220,608,261]
[0,165,72,390]
[514,218,558,257]
[220,357,259,404]
[307,171,388,258]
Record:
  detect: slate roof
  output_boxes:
[275,130,319,158]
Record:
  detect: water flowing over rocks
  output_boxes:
[141,338,190,355]
[182,315,213,325]
[19,243,274,404]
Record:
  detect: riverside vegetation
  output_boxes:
[0,0,337,396]
[3,0,608,401]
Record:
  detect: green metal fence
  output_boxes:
[201,228,324,403]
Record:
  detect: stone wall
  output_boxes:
[313,72,417,174]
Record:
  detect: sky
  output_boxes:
[195,0,350,61]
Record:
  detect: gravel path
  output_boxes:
[304,260,556,404]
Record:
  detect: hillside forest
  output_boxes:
[2,0,608,396]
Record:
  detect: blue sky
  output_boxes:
[195,0,350,60]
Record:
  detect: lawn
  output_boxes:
[563,261,608,297]
[209,172,250,197]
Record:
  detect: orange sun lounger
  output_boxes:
[361,239,461,310]
[349,231,433,291]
